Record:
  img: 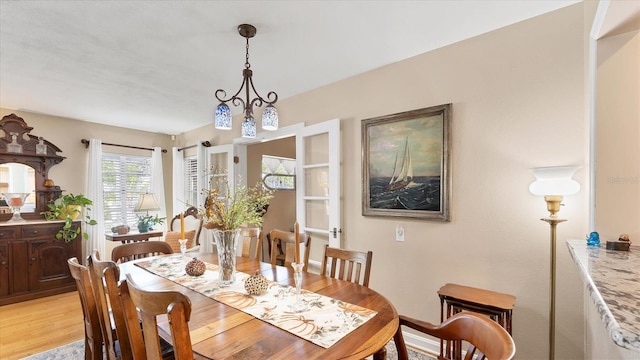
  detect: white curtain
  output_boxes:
[151,147,166,233]
[85,139,105,261]
[172,147,185,215]
[196,141,207,209]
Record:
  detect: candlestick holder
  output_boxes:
[178,239,188,257]
[288,262,308,313]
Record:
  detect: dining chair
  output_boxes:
[320,244,373,287]
[239,226,262,260]
[169,206,203,252]
[67,257,103,360]
[393,311,516,360]
[111,241,173,263]
[267,228,311,271]
[87,250,133,360]
[120,273,194,360]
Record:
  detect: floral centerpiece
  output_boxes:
[202,169,273,284]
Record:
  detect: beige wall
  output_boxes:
[0,3,604,359]
[595,30,640,242]
[182,4,593,359]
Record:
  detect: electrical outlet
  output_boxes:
[395,225,404,242]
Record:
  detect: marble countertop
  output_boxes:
[566,240,640,352]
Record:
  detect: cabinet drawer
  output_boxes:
[20,223,66,239]
[0,228,16,240]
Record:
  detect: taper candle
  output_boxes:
[180,213,185,239]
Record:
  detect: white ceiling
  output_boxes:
[0,1,580,135]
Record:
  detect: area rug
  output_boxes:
[22,339,436,360]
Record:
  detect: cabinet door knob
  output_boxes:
[32,230,39,234]
[1,261,6,265]
[30,257,37,261]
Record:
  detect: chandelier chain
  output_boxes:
[245,37,250,69]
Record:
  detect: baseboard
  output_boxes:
[402,330,440,357]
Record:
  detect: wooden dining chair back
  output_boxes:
[67,257,103,360]
[394,311,516,360]
[268,228,311,271]
[120,273,193,360]
[169,206,203,249]
[87,250,133,360]
[240,226,262,260]
[111,241,173,264]
[320,244,373,287]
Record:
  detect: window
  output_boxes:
[262,155,296,190]
[184,155,198,207]
[102,153,152,229]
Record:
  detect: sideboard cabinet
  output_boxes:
[0,221,81,305]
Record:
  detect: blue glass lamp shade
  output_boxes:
[215,103,232,130]
[241,116,257,138]
[261,104,279,131]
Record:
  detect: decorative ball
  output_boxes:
[185,258,206,277]
[244,271,269,295]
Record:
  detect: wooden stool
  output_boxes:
[438,283,516,359]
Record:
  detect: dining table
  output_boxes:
[118,253,398,359]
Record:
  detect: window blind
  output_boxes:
[102,153,152,229]
[184,155,198,208]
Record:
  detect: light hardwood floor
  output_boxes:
[0,292,84,359]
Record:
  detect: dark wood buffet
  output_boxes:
[0,114,79,305]
[0,220,81,305]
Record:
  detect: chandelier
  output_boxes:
[214,24,279,138]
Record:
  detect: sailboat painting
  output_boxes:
[362,104,451,221]
[385,137,414,192]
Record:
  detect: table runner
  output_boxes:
[134,254,377,348]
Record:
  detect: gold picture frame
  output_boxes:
[361,104,452,221]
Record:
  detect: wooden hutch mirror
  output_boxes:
[0,114,65,220]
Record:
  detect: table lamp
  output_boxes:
[134,193,161,215]
[529,165,580,360]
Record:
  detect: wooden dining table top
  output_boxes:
[118,254,399,360]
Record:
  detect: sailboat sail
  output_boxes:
[385,137,413,191]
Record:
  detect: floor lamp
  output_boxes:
[529,166,580,360]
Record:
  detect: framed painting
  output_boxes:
[361,104,451,221]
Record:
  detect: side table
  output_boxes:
[105,230,163,244]
[438,283,516,359]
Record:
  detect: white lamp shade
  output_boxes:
[134,193,161,212]
[529,166,580,196]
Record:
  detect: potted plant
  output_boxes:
[41,193,98,242]
[136,214,165,233]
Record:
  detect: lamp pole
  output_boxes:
[541,217,566,360]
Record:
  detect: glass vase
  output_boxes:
[214,229,241,285]
[2,192,30,223]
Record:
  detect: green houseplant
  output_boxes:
[41,193,98,242]
[136,214,165,233]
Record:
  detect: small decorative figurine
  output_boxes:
[586,231,600,247]
[618,234,631,242]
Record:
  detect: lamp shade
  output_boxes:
[529,166,580,196]
[134,193,161,212]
